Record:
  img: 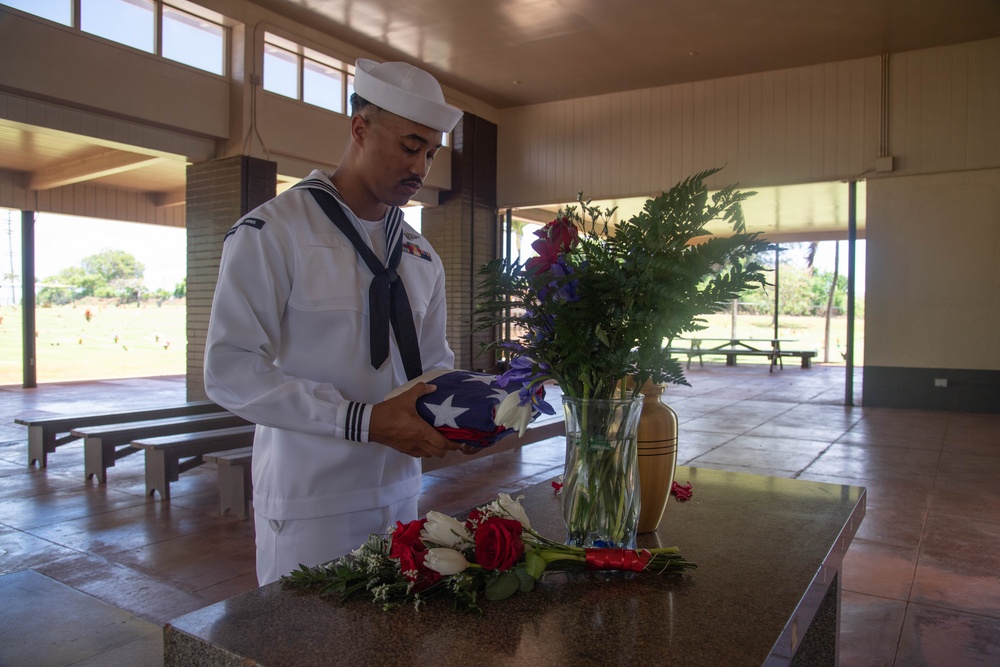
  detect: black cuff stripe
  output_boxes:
[346,401,364,442]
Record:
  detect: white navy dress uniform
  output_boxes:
[204,58,463,585]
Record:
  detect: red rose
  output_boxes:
[474,516,525,570]
[389,519,441,591]
[542,216,579,251]
[396,548,442,591]
[389,519,426,559]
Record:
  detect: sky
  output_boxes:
[1,211,187,302]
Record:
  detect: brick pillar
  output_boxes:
[421,115,499,372]
[185,155,276,400]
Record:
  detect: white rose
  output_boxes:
[424,548,470,575]
[493,492,531,529]
[495,392,533,436]
[420,511,473,548]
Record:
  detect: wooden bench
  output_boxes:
[15,401,222,468]
[204,446,254,519]
[669,341,817,371]
[132,426,256,501]
[74,412,251,483]
[692,346,775,367]
[686,347,817,370]
[774,349,817,368]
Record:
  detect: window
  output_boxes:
[263,42,299,99]
[162,5,225,75]
[81,0,155,53]
[1,0,226,76]
[263,32,353,115]
[303,59,344,113]
[1,0,71,25]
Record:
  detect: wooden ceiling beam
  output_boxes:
[29,150,164,190]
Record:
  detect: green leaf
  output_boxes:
[524,551,547,579]
[484,571,521,601]
[515,566,536,592]
[595,324,609,346]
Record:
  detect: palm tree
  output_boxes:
[823,242,841,363]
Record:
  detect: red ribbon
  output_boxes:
[584,549,653,572]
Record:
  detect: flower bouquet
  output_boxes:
[280,493,696,614]
[475,168,771,547]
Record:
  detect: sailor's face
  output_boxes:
[360,112,442,208]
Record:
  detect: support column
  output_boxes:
[21,210,36,388]
[421,114,498,372]
[185,155,276,400]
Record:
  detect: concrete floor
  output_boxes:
[1,364,998,666]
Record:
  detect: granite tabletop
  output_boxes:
[164,465,865,667]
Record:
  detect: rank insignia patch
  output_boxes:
[224,217,266,240]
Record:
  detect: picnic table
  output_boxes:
[672,337,816,372]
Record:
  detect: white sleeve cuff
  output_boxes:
[338,401,372,443]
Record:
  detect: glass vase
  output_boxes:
[561,395,643,549]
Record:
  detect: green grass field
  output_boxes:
[0,298,187,385]
[0,299,864,385]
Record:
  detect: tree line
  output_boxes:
[37,249,186,306]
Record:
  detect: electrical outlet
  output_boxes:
[934,378,948,388]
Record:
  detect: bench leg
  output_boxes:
[769,353,784,373]
[145,450,171,500]
[85,439,137,483]
[28,426,50,468]
[84,437,112,483]
[802,356,812,369]
[217,464,252,519]
[726,354,737,366]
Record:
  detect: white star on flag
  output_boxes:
[488,388,510,403]
[424,394,470,428]
[462,374,496,385]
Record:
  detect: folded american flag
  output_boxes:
[386,369,553,448]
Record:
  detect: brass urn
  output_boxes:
[635,380,679,533]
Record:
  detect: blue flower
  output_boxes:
[537,258,579,302]
[497,356,535,388]
[520,383,555,415]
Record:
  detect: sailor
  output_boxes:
[204,59,465,585]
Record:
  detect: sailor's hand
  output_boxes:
[369,383,462,458]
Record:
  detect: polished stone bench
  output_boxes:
[163,465,866,666]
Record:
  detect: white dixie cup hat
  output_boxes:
[353,58,463,133]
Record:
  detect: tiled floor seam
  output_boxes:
[791,441,836,479]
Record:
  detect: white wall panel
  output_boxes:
[0,168,182,227]
[890,39,1000,174]
[498,56,882,207]
[866,168,1000,370]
